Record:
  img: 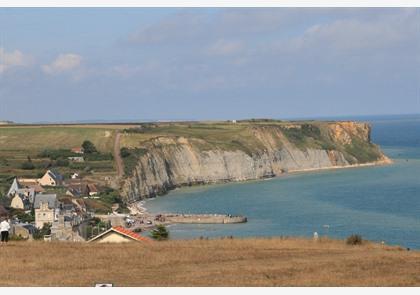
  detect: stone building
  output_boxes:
[51,214,84,242]
[34,194,59,228]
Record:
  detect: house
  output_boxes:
[18,178,45,194]
[10,193,31,210]
[66,187,82,198]
[87,184,99,196]
[71,147,84,154]
[59,201,75,215]
[7,178,38,203]
[71,173,79,179]
[88,226,151,243]
[18,178,39,188]
[65,180,88,197]
[16,188,35,203]
[38,170,63,187]
[7,177,20,197]
[34,194,59,228]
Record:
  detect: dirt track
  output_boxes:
[114,131,123,178]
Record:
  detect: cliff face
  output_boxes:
[121,121,390,202]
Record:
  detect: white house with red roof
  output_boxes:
[87,226,151,243]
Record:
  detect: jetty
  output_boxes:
[156,213,247,224]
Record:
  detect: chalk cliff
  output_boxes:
[120,121,390,202]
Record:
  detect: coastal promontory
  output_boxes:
[119,120,391,202]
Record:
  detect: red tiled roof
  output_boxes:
[87,184,98,192]
[112,226,151,242]
[71,147,84,153]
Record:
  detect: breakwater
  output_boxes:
[157,213,247,224]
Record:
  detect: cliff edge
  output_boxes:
[120,120,391,202]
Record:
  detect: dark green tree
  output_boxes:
[82,140,98,154]
[150,224,169,241]
[120,147,131,158]
[33,223,52,240]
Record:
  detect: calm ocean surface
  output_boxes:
[145,115,420,249]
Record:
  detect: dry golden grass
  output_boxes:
[1,237,420,287]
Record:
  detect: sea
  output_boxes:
[145,114,420,249]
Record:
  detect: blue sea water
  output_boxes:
[145,115,420,249]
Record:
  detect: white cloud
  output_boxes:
[287,10,418,54]
[42,54,82,75]
[0,47,32,74]
[129,13,208,45]
[206,39,243,56]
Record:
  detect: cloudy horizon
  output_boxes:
[0,8,419,123]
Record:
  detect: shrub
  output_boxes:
[38,149,75,160]
[84,153,113,161]
[346,234,363,245]
[33,223,52,240]
[120,147,131,158]
[13,210,34,223]
[56,158,70,167]
[21,161,35,170]
[150,225,169,241]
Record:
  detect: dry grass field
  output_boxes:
[1,237,420,287]
[0,125,122,153]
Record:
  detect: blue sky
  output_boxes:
[0,8,419,123]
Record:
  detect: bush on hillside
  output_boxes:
[346,234,363,245]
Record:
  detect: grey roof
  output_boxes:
[49,170,63,182]
[15,188,35,203]
[7,178,21,197]
[34,194,57,209]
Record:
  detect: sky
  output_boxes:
[0,8,419,123]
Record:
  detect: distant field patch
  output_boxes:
[0,126,118,153]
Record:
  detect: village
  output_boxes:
[0,141,161,243]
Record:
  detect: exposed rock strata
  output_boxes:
[121,122,390,202]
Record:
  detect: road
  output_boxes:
[114,131,124,178]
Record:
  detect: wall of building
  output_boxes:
[95,232,133,243]
[10,196,24,209]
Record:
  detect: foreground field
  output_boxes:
[1,238,419,287]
